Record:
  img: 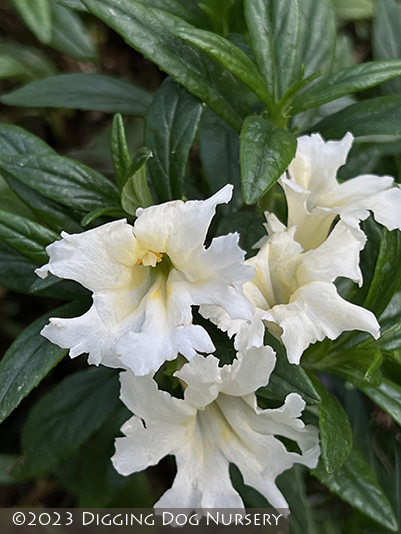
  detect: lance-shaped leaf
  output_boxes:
[373,0,401,95]
[1,74,153,116]
[55,0,88,11]
[291,60,401,114]
[240,116,297,204]
[0,240,42,294]
[363,228,401,317]
[0,123,55,156]
[377,291,401,352]
[244,0,300,100]
[80,0,248,132]
[18,367,120,477]
[199,108,242,212]
[312,376,353,473]
[0,55,27,79]
[145,77,203,201]
[0,302,87,425]
[257,350,321,406]
[121,147,153,215]
[8,0,52,44]
[313,448,398,532]
[4,175,83,233]
[313,95,401,140]
[173,26,274,111]
[0,124,83,232]
[0,42,56,81]
[0,154,119,213]
[336,367,401,427]
[296,0,335,79]
[49,3,97,62]
[0,210,59,264]
[139,0,207,26]
[111,114,132,189]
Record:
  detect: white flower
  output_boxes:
[201,215,380,364]
[112,349,320,510]
[36,185,254,375]
[280,132,401,250]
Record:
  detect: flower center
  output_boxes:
[137,250,163,267]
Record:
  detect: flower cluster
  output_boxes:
[37,133,401,511]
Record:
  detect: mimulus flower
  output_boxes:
[112,349,320,510]
[201,215,380,364]
[36,185,254,375]
[280,132,401,250]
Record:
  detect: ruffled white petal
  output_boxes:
[268,282,380,364]
[216,393,320,509]
[133,184,233,271]
[37,186,253,375]
[113,357,320,511]
[175,347,276,408]
[281,132,401,249]
[298,221,366,287]
[35,220,138,291]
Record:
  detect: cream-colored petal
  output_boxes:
[133,185,233,267]
[268,282,380,364]
[298,221,365,287]
[36,219,138,291]
[288,132,353,196]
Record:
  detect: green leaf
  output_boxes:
[8,0,52,44]
[314,95,401,140]
[55,0,88,11]
[0,54,27,79]
[173,26,274,111]
[4,174,83,233]
[342,369,401,427]
[240,116,297,204]
[257,349,321,406]
[244,0,300,100]
[18,367,121,478]
[291,61,401,114]
[312,376,353,472]
[317,348,383,387]
[363,229,401,317]
[377,291,401,351]
[0,154,119,213]
[332,0,375,20]
[277,466,319,534]
[111,114,132,189]
[0,41,56,80]
[49,3,97,62]
[1,74,153,116]
[0,240,44,293]
[145,77,203,201]
[199,0,234,35]
[0,123,55,156]
[55,405,154,507]
[80,206,126,227]
[199,108,242,212]
[217,212,266,256]
[139,0,207,27]
[373,0,401,95]
[121,147,153,215]
[333,34,355,73]
[80,0,249,133]
[0,302,86,425]
[0,124,83,232]
[296,0,335,79]
[313,447,398,532]
[0,210,58,263]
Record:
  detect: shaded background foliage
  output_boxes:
[0,0,401,533]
